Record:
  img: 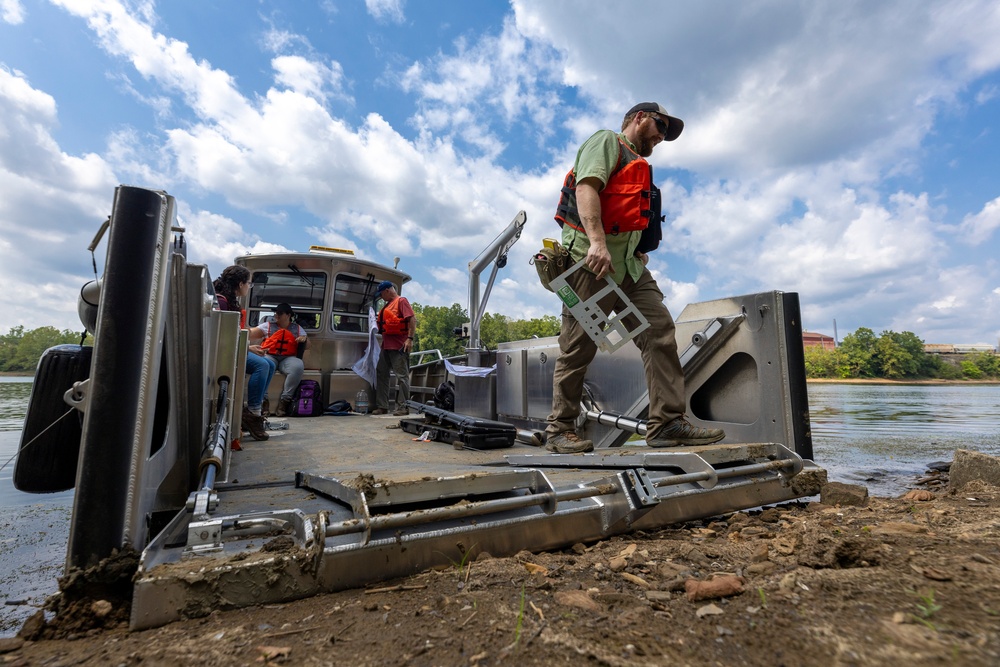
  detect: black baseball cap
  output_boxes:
[626,102,684,141]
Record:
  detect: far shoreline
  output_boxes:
[808,377,1000,385]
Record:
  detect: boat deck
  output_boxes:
[131,409,824,630]
[223,411,544,513]
[231,412,522,483]
[222,410,662,517]
[223,411,811,508]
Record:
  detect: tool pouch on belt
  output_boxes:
[531,239,571,292]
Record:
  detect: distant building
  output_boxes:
[803,331,836,350]
[925,343,997,354]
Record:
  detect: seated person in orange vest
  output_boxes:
[372,280,416,416]
[249,303,307,417]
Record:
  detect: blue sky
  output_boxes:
[1,0,999,346]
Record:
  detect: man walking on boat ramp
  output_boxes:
[372,280,416,416]
[545,102,726,454]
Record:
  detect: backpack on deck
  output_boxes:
[291,379,323,417]
[434,380,456,411]
[324,399,353,416]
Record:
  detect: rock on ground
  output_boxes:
[950,449,1000,490]
[820,481,869,506]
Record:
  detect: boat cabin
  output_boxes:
[236,246,410,406]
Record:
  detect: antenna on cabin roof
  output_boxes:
[393,257,400,269]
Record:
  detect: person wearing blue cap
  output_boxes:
[372,280,416,416]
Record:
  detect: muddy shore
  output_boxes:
[2,376,998,665]
[3,473,998,666]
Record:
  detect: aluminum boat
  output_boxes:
[15,185,825,630]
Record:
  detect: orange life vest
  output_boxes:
[261,328,298,357]
[378,298,408,336]
[554,136,655,235]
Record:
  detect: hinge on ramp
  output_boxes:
[296,469,561,546]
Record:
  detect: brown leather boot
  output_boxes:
[276,398,293,417]
[242,407,269,441]
[646,418,724,447]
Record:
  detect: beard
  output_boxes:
[636,136,655,157]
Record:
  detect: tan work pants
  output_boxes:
[546,267,685,440]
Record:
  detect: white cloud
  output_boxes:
[365,0,404,25]
[0,69,117,238]
[45,3,540,267]
[976,83,999,105]
[1,0,24,24]
[958,196,1000,244]
[0,67,120,330]
[398,16,564,152]
[261,27,311,54]
[513,1,1000,175]
[271,55,347,104]
[895,263,1000,344]
[178,205,290,276]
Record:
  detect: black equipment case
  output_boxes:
[399,401,515,450]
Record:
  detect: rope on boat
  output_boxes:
[0,407,78,473]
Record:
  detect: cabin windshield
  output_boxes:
[248,271,326,330]
[331,274,379,332]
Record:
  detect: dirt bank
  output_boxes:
[3,479,998,667]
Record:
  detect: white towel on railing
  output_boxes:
[444,359,496,377]
[351,307,380,385]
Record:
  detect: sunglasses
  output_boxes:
[647,113,669,138]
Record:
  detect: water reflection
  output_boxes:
[0,378,74,506]
[0,377,73,637]
[0,379,31,432]
[807,383,1000,495]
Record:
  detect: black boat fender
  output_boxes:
[13,343,92,493]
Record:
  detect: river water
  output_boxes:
[0,377,74,636]
[1,377,998,635]
[808,382,1000,491]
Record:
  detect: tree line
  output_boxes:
[0,326,91,373]
[5,320,997,382]
[0,307,557,373]
[804,327,999,380]
[410,303,560,358]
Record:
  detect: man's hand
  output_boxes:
[585,242,614,280]
[248,344,264,356]
[635,251,649,266]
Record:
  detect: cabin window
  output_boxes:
[247,271,326,330]
[331,274,380,332]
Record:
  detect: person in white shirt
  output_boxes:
[249,302,307,416]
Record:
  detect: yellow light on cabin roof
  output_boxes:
[308,245,355,255]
